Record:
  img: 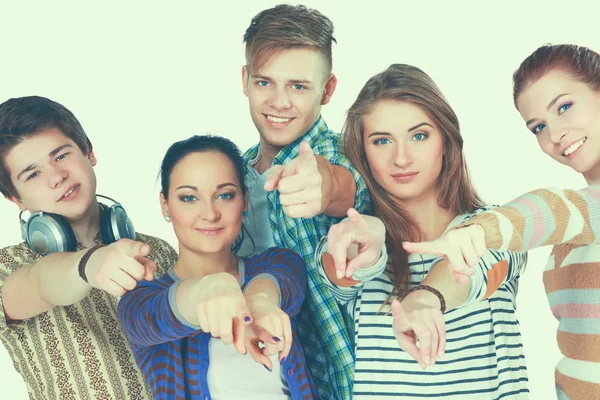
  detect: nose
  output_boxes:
[200,200,220,222]
[48,165,68,189]
[393,143,413,168]
[268,86,292,111]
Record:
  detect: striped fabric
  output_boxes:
[243,116,371,399]
[117,247,317,400]
[317,211,530,399]
[0,232,178,400]
[456,186,600,399]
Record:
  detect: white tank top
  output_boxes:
[207,338,288,399]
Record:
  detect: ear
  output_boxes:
[87,149,97,167]
[321,73,338,106]
[159,192,170,219]
[241,65,250,97]
[6,195,27,212]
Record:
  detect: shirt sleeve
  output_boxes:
[314,236,388,305]
[0,243,39,332]
[117,277,197,349]
[244,248,306,317]
[455,186,600,252]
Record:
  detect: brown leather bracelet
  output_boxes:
[404,284,447,313]
[78,244,107,283]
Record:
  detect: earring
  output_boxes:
[242,211,248,217]
[165,215,172,222]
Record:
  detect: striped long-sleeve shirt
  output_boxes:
[117,247,316,400]
[455,186,600,400]
[316,210,530,399]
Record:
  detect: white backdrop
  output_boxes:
[0,1,598,399]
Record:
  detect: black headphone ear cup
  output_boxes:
[24,212,77,256]
[99,203,136,244]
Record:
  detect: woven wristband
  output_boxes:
[404,284,447,313]
[78,244,107,283]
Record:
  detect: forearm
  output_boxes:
[418,260,470,311]
[173,278,204,326]
[3,250,91,320]
[317,156,357,217]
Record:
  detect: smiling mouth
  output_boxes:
[58,184,80,202]
[563,137,587,156]
[195,227,224,236]
[265,115,293,123]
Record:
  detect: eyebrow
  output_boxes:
[367,122,433,138]
[525,93,569,126]
[252,74,312,85]
[16,144,73,181]
[175,183,238,191]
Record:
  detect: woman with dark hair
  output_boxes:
[117,135,316,399]
[405,44,600,399]
[317,64,529,398]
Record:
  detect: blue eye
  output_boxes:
[56,153,68,161]
[532,124,545,134]
[558,103,572,114]
[180,195,196,202]
[257,80,269,87]
[218,192,235,200]
[293,84,305,90]
[373,138,391,145]
[413,133,427,141]
[26,171,39,181]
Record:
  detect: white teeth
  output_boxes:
[63,186,76,198]
[267,115,291,123]
[564,138,587,156]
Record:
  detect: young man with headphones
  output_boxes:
[0,96,178,400]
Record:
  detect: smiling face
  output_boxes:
[517,69,600,183]
[4,128,98,221]
[161,151,247,255]
[363,100,445,205]
[242,47,337,161]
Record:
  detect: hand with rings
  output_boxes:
[244,292,293,371]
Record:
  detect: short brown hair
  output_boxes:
[342,64,483,298]
[0,96,93,198]
[513,44,600,106]
[243,4,336,73]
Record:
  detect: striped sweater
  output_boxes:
[317,210,529,399]
[456,186,600,400]
[117,247,316,400]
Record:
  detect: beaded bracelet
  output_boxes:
[404,284,447,313]
[78,244,107,283]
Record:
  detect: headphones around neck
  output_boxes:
[19,194,136,256]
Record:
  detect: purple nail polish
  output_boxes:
[273,336,281,342]
[263,365,271,372]
[244,316,251,323]
[279,357,286,365]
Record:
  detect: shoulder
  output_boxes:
[0,242,40,276]
[244,247,304,269]
[451,205,499,227]
[134,232,177,274]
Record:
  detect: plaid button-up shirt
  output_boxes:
[243,117,371,399]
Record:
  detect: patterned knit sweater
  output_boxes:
[457,186,600,400]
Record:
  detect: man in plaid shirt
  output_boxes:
[235,4,371,399]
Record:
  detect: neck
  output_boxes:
[394,190,455,241]
[583,164,600,186]
[173,245,238,280]
[254,139,280,174]
[70,199,101,248]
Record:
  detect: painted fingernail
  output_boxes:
[263,365,271,372]
[280,357,286,365]
[244,316,251,323]
[273,336,281,342]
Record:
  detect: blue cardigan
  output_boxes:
[118,247,316,399]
